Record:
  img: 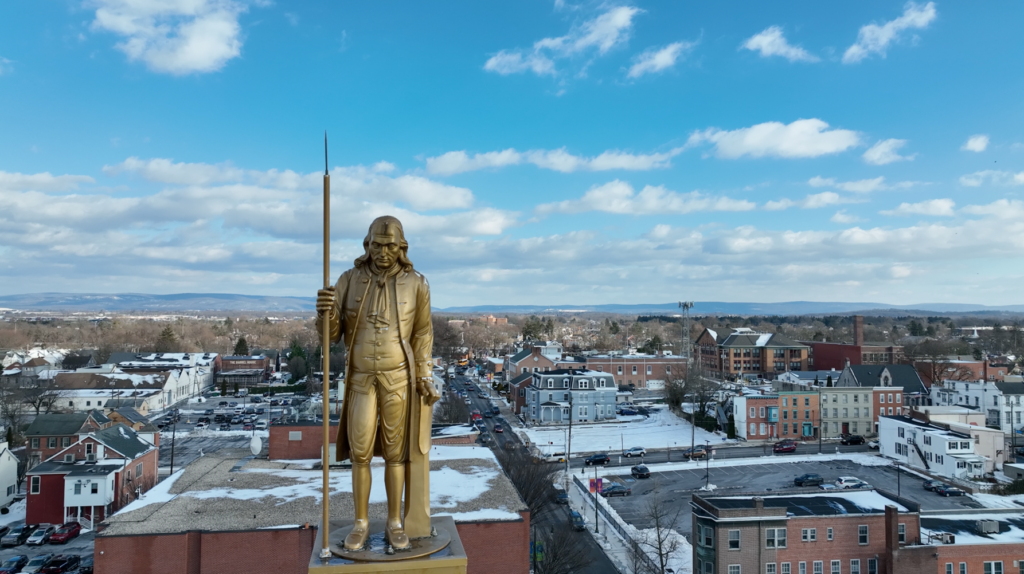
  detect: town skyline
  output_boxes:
[3,2,1024,308]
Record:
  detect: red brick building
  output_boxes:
[26,422,157,527]
[804,316,904,371]
[25,410,112,469]
[696,327,810,381]
[583,352,688,390]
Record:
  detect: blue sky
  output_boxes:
[2,1,1024,308]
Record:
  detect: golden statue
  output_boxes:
[316,215,440,552]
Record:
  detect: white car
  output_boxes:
[255,420,268,430]
[623,447,647,457]
[835,476,865,488]
[868,440,879,449]
[26,524,55,545]
[194,422,208,430]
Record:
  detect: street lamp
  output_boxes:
[704,439,711,489]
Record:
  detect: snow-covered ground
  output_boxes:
[584,452,891,479]
[522,406,734,455]
[971,493,1024,509]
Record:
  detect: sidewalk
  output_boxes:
[564,475,633,574]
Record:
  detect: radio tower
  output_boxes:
[678,301,694,365]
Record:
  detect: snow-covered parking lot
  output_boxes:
[521,406,735,455]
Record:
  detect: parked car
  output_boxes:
[631,464,651,479]
[843,481,871,490]
[773,440,798,453]
[218,423,231,431]
[0,555,28,574]
[794,473,824,487]
[251,396,262,403]
[255,420,268,430]
[0,526,10,539]
[584,454,611,466]
[618,409,638,416]
[231,416,242,424]
[194,422,208,431]
[464,398,472,405]
[818,484,838,491]
[255,408,266,415]
[570,510,586,531]
[600,483,632,497]
[270,399,280,406]
[20,554,54,574]
[242,424,254,431]
[835,476,865,488]
[936,484,967,497]
[493,424,504,433]
[213,414,225,423]
[542,452,567,463]
[48,522,81,544]
[682,446,707,460]
[39,554,80,574]
[77,555,93,574]
[218,401,229,407]
[228,401,238,407]
[491,406,501,415]
[923,479,945,491]
[26,525,57,545]
[203,409,214,415]
[2,524,35,547]
[553,485,569,504]
[840,434,866,445]
[622,446,646,458]
[868,440,879,449]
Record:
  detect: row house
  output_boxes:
[835,364,929,408]
[692,493,918,574]
[505,343,565,378]
[25,422,158,529]
[820,387,902,439]
[733,395,779,441]
[583,352,687,390]
[524,369,617,424]
[695,328,810,381]
[878,414,987,481]
[930,380,1024,435]
[507,372,533,415]
[777,390,820,440]
[25,411,113,469]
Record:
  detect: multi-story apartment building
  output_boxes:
[929,380,1024,435]
[523,369,617,424]
[878,414,988,479]
[835,364,929,408]
[777,390,820,440]
[692,493,918,574]
[695,327,810,381]
[733,395,779,441]
[820,387,898,439]
[584,352,687,390]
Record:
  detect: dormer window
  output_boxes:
[579,379,590,389]
[562,378,570,388]
[546,379,554,388]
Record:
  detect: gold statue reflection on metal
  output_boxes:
[316,216,439,555]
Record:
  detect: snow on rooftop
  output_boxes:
[922,513,1024,545]
[756,333,772,347]
[718,490,908,514]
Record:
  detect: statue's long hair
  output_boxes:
[353,215,414,272]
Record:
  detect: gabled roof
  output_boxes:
[847,365,927,395]
[112,407,148,425]
[61,354,94,370]
[93,423,154,459]
[508,372,533,387]
[995,382,1024,395]
[25,413,94,437]
[719,331,808,349]
[23,357,49,368]
[509,348,533,364]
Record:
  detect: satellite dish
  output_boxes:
[249,435,263,456]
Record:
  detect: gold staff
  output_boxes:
[320,132,332,560]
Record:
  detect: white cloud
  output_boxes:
[484,6,641,77]
[0,57,12,75]
[862,139,914,165]
[843,2,938,64]
[764,192,852,211]
[808,175,918,193]
[535,180,755,215]
[627,41,695,78]
[959,170,1024,187]
[687,119,860,159]
[961,199,1024,219]
[424,147,684,176]
[831,210,861,224]
[90,0,253,75]
[881,199,955,217]
[740,26,819,63]
[0,171,95,192]
[961,135,990,153]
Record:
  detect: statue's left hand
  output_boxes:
[416,378,440,406]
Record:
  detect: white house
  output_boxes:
[929,380,1024,435]
[0,442,19,510]
[878,414,987,480]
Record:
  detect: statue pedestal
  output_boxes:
[308,516,467,574]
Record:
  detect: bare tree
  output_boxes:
[633,485,686,574]
[494,444,556,520]
[534,525,596,574]
[0,380,26,441]
[433,394,470,424]
[905,339,976,385]
[22,379,69,415]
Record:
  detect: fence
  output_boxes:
[572,474,661,574]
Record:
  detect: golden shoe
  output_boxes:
[385,519,411,550]
[343,519,370,551]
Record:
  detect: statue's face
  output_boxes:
[369,234,401,269]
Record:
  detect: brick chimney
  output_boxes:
[854,315,865,347]
[884,505,899,574]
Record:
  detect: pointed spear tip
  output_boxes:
[324,131,329,176]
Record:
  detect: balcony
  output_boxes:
[767,407,779,423]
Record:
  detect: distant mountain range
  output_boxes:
[2,293,1024,316]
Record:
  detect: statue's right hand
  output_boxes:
[316,287,336,316]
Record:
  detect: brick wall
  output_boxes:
[456,511,530,574]
[27,474,65,524]
[898,541,1024,574]
[268,425,338,461]
[94,527,316,574]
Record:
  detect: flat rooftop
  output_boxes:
[703,491,908,517]
[99,445,526,537]
[921,513,1024,544]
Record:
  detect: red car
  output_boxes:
[773,440,798,453]
[48,522,81,544]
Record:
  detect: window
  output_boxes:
[783,423,789,435]
[730,566,742,574]
[766,528,786,548]
[30,438,39,449]
[801,528,816,542]
[831,560,841,574]
[924,435,931,445]
[751,407,756,418]
[729,530,740,550]
[760,407,766,418]
[760,423,766,435]
[843,408,848,418]
[852,422,858,433]
[898,427,905,438]
[783,398,789,407]
[632,366,637,375]
[851,560,860,574]
[854,408,860,418]
[805,397,810,406]
[868,559,877,574]
[827,527,833,541]
[888,407,893,415]
[898,523,905,544]
[48,438,56,449]
[896,393,901,403]
[946,565,954,574]
[783,410,789,420]
[91,483,98,494]
[858,525,868,545]
[959,563,966,574]
[799,563,807,574]
[814,562,824,574]
[74,483,81,495]
[578,406,588,417]
[136,462,143,478]
[767,565,777,574]
[617,366,622,375]
[833,408,838,418]
[982,562,1002,574]
[702,525,714,548]
[62,437,70,448]
[646,366,652,375]
[805,410,811,419]
[30,476,40,494]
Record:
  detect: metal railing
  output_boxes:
[572,474,662,573]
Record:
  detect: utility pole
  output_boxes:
[593,463,599,535]
[678,301,694,364]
